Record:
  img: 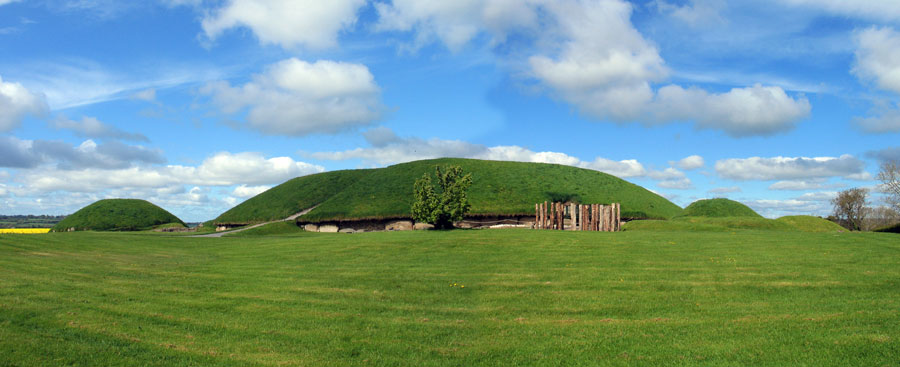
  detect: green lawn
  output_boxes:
[1,229,898,366]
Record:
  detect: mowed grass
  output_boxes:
[1,230,898,366]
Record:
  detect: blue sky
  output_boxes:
[2,0,900,222]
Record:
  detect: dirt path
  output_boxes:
[189,204,319,238]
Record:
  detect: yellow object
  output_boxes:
[0,228,51,234]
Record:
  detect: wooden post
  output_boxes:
[558,203,564,230]
[535,203,539,229]
[605,205,611,232]
[615,203,620,232]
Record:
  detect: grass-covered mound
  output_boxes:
[216,158,683,224]
[679,198,762,218]
[624,216,795,232]
[775,215,845,232]
[213,169,372,224]
[51,199,184,232]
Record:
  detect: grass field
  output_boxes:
[1,229,898,366]
[51,199,185,232]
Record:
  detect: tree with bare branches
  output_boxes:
[878,161,900,213]
[832,188,869,231]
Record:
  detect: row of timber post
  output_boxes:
[533,201,620,232]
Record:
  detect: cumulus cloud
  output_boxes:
[202,0,366,49]
[375,0,810,136]
[0,136,164,169]
[375,0,540,51]
[49,116,149,142]
[746,191,838,218]
[708,186,741,194]
[652,0,725,27]
[131,88,156,102]
[854,27,900,94]
[654,84,810,137]
[657,178,693,189]
[674,155,704,170]
[0,75,48,131]
[715,155,867,181]
[201,58,382,136]
[232,184,271,198]
[867,146,900,164]
[768,179,845,191]
[14,151,323,193]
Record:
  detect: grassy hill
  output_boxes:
[214,158,683,224]
[213,169,372,224]
[679,198,762,218]
[775,215,846,232]
[51,199,185,232]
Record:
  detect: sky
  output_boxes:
[1,0,900,222]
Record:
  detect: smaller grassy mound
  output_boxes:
[679,198,762,218]
[875,223,900,233]
[776,215,845,233]
[225,221,308,237]
[51,199,184,232]
[624,217,794,232]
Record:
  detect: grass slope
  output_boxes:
[679,198,762,218]
[1,230,898,365]
[51,199,184,232]
[776,215,846,232]
[213,169,372,224]
[224,221,308,237]
[220,158,682,224]
[624,217,796,232]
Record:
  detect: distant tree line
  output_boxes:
[0,215,67,229]
[829,162,900,231]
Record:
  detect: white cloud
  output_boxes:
[854,27,900,95]
[0,75,48,131]
[653,0,725,27]
[375,0,540,51]
[785,0,900,22]
[232,184,271,198]
[131,88,156,102]
[311,128,680,180]
[201,58,383,136]
[201,0,366,49]
[768,179,845,191]
[715,155,867,181]
[527,1,808,136]
[707,186,741,194]
[674,155,704,170]
[13,151,322,194]
[49,116,148,142]
[657,178,693,189]
[0,0,21,6]
[0,136,164,169]
[654,84,810,137]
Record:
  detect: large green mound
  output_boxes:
[214,169,372,224]
[775,215,845,233]
[51,199,185,232]
[214,158,683,224]
[679,198,762,218]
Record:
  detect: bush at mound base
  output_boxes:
[51,199,185,232]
